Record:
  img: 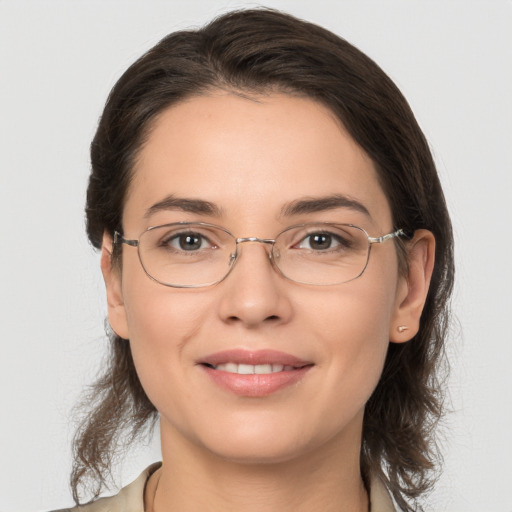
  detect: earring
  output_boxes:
[397,325,408,333]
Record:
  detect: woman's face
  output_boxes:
[105,92,410,464]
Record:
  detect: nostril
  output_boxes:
[225,314,280,324]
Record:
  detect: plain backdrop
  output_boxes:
[1,1,511,511]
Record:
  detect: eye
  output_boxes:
[297,232,347,251]
[163,231,214,251]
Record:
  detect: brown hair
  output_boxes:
[75,8,454,510]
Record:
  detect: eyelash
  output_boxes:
[294,231,353,251]
[160,231,216,252]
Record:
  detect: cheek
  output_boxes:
[306,272,398,406]
[307,271,397,350]
[121,252,210,343]
[126,292,205,345]
[120,264,213,405]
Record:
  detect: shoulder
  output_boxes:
[48,463,161,512]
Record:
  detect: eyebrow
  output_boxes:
[145,193,370,220]
[145,195,223,218]
[280,194,371,218]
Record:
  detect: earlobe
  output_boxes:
[389,229,435,343]
[101,231,130,340]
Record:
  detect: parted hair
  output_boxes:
[75,8,454,510]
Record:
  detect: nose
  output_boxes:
[216,241,293,328]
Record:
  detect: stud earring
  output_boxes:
[397,325,408,333]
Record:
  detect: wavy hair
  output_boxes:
[73,8,454,510]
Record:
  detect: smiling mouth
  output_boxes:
[199,350,314,396]
[203,363,304,374]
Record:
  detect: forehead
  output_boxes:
[124,92,392,232]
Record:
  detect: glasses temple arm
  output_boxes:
[368,228,405,244]
[114,231,139,247]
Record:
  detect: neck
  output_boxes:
[148,417,369,512]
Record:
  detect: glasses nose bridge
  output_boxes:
[230,236,276,265]
[235,236,276,246]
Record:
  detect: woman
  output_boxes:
[63,8,453,512]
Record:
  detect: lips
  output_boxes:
[199,349,311,367]
[198,349,313,397]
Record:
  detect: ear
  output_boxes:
[101,231,130,340]
[389,229,435,343]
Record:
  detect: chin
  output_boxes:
[205,438,313,466]
[189,415,336,467]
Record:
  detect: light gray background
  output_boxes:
[1,1,511,511]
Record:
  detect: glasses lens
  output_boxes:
[138,223,235,287]
[273,224,370,285]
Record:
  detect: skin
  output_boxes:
[101,92,435,512]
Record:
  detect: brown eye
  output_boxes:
[163,232,211,251]
[309,233,332,250]
[178,233,203,251]
[297,232,345,251]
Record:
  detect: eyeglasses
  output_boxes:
[114,222,405,288]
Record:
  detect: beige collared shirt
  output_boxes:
[56,463,396,512]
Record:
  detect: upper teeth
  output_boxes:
[214,363,295,374]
